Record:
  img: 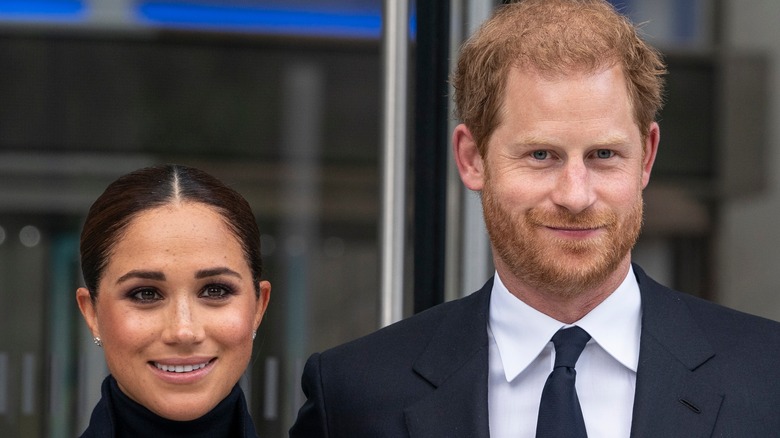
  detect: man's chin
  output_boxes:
[514,249,625,297]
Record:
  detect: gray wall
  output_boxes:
[718,1,780,321]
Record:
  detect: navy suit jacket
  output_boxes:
[290,265,780,437]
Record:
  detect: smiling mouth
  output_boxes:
[549,227,602,233]
[153,360,212,373]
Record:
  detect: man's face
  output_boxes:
[477,65,658,297]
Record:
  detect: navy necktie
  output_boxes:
[535,326,591,438]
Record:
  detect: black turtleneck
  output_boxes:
[108,375,245,438]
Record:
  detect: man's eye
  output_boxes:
[595,149,614,159]
[532,150,549,160]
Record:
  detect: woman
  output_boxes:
[76,164,271,437]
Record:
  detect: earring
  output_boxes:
[252,330,257,340]
[93,337,102,347]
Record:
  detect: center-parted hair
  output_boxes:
[452,0,666,156]
[80,164,263,299]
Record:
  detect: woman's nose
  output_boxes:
[161,297,204,345]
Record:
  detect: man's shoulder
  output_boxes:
[634,265,780,434]
[677,288,780,343]
[636,264,780,350]
[318,282,491,367]
[291,284,493,436]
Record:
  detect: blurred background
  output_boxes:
[0,0,777,436]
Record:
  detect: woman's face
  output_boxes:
[77,202,270,421]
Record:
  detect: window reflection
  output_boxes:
[0,2,382,436]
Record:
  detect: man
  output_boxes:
[290,1,780,436]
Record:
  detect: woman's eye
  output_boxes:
[201,285,231,299]
[595,149,614,159]
[131,289,162,302]
[531,150,549,160]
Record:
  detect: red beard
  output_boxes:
[481,177,643,298]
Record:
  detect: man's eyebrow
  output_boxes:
[515,134,631,148]
[116,270,165,284]
[195,267,243,279]
[590,134,632,147]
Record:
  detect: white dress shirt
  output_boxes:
[487,266,642,438]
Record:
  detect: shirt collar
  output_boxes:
[488,266,642,382]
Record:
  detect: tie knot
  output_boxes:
[551,326,591,368]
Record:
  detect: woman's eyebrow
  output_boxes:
[195,267,242,279]
[116,270,165,284]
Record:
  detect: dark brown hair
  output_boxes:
[452,0,666,155]
[80,164,262,299]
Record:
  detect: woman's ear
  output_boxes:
[76,287,100,338]
[254,281,271,330]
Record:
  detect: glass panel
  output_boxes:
[0,23,382,438]
[0,216,49,436]
[608,0,715,48]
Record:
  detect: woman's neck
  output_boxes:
[108,375,243,438]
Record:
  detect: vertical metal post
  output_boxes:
[413,0,451,314]
[445,0,496,301]
[280,62,323,422]
[380,0,409,327]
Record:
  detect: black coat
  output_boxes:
[290,264,780,437]
[80,375,259,438]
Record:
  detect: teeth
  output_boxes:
[155,361,209,373]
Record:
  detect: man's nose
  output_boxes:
[550,159,595,214]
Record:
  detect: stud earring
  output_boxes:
[252,330,257,340]
[93,337,102,347]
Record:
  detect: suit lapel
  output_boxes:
[400,268,726,437]
[630,265,723,437]
[404,280,493,438]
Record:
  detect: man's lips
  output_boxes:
[544,225,605,238]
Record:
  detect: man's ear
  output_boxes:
[76,287,100,339]
[641,122,660,188]
[453,123,486,191]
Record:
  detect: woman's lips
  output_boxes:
[154,361,210,373]
[148,358,216,382]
